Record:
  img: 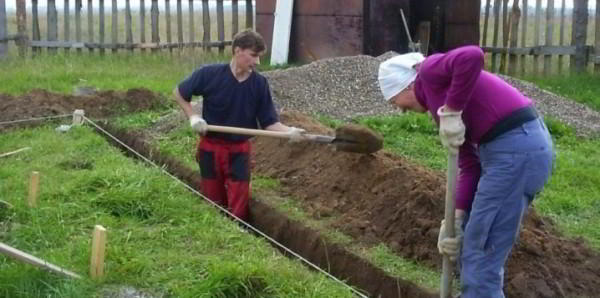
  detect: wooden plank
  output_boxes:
[99,0,105,55]
[0,242,81,279]
[533,0,542,75]
[151,0,159,52]
[595,0,600,73]
[90,225,106,279]
[499,0,510,73]
[76,0,82,53]
[491,0,501,72]
[32,0,41,55]
[418,21,431,55]
[112,0,118,53]
[232,0,239,37]
[544,0,555,75]
[126,0,133,52]
[28,171,39,208]
[520,0,528,75]
[15,0,26,57]
[87,0,94,52]
[166,0,172,51]
[64,0,70,54]
[270,0,294,65]
[482,45,578,55]
[48,0,58,54]
[508,1,521,76]
[482,0,492,46]
[0,0,8,58]
[0,147,30,158]
[570,0,589,73]
[217,0,225,53]
[558,0,566,73]
[188,0,195,43]
[202,0,210,51]
[246,0,253,29]
[177,0,183,45]
[140,0,146,52]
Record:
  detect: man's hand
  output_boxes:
[287,126,306,143]
[437,216,464,262]
[189,114,208,135]
[437,105,465,154]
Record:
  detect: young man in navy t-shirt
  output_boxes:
[173,29,304,221]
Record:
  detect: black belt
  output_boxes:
[479,105,539,144]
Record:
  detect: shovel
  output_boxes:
[441,151,459,298]
[205,123,383,154]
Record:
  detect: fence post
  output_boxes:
[508,1,521,76]
[87,0,94,53]
[558,0,566,73]
[99,0,105,55]
[177,0,183,48]
[533,0,542,75]
[64,0,70,54]
[76,0,82,53]
[520,0,528,76]
[126,0,133,52]
[112,0,118,53]
[32,0,40,55]
[499,0,510,73]
[16,0,27,57]
[217,0,225,53]
[151,0,159,52]
[482,0,491,46]
[595,0,600,73]
[48,0,58,54]
[140,0,146,52]
[544,0,555,75]
[202,0,211,51]
[491,0,501,72]
[232,0,239,37]
[188,0,194,46]
[0,0,7,59]
[246,0,253,29]
[166,0,172,52]
[570,0,589,73]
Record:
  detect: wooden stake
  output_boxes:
[28,171,40,208]
[72,109,85,125]
[0,147,31,158]
[0,242,81,279]
[90,225,106,278]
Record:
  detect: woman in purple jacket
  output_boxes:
[378,46,554,297]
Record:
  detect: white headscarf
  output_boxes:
[378,52,425,101]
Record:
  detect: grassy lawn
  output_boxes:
[0,124,355,297]
[1,52,599,295]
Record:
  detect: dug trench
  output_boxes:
[2,89,600,297]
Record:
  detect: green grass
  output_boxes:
[523,73,600,112]
[0,125,355,297]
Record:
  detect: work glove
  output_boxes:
[437,216,464,262]
[189,114,208,135]
[437,105,465,154]
[287,126,306,143]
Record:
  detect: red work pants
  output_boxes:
[196,137,251,220]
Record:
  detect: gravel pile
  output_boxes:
[264,53,600,138]
[263,53,397,120]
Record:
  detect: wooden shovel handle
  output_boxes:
[206,125,291,139]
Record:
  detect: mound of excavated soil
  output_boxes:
[0,88,166,131]
[251,111,600,298]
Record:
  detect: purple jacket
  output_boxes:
[414,46,532,211]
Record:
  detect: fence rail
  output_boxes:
[481,0,600,75]
[0,0,255,57]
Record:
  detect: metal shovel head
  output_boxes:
[333,124,383,154]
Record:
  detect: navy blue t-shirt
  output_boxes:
[178,64,279,141]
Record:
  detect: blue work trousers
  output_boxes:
[460,118,554,298]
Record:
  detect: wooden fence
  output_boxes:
[481,0,600,75]
[0,0,255,57]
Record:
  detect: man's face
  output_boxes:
[233,47,263,72]
[389,85,426,113]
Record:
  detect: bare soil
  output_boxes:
[1,90,599,298]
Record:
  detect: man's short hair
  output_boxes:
[232,29,266,54]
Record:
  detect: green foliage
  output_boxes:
[524,74,600,112]
[0,125,354,297]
